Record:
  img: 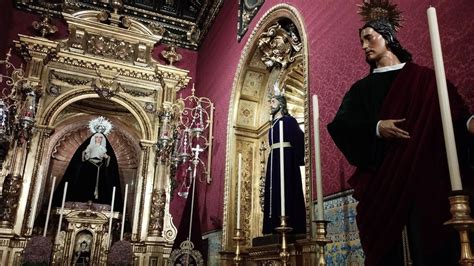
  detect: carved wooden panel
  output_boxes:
[242,70,266,98]
[236,99,258,127]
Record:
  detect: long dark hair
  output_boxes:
[272,95,289,116]
[359,20,412,71]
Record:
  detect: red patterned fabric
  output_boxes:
[1,0,473,234]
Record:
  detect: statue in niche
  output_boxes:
[73,241,91,265]
[72,231,93,266]
[52,116,123,211]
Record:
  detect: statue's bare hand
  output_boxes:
[378,119,410,139]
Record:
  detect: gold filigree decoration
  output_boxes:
[121,86,155,97]
[186,25,200,45]
[0,174,22,226]
[86,35,135,61]
[148,189,166,235]
[161,46,182,66]
[47,84,61,97]
[32,15,58,38]
[358,0,403,31]
[169,240,204,266]
[92,68,121,98]
[50,56,159,82]
[148,22,166,36]
[50,70,91,86]
[257,22,302,69]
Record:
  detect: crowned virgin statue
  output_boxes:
[53,117,123,211]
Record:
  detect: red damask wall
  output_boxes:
[1,0,472,234]
[195,0,474,232]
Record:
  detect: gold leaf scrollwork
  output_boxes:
[32,15,58,38]
[0,174,22,226]
[86,35,135,62]
[186,25,200,45]
[92,68,121,98]
[257,22,302,69]
[148,189,166,235]
[148,22,166,37]
[161,46,182,66]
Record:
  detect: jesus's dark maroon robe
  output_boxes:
[328,62,473,265]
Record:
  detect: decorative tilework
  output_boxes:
[202,231,222,266]
[315,192,365,265]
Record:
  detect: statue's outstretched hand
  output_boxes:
[378,119,410,139]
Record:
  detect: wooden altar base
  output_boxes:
[247,234,306,266]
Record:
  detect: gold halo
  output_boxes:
[357,0,403,31]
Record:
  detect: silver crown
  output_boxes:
[88,116,113,135]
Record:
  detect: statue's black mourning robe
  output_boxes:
[262,115,306,235]
[328,63,473,265]
[52,135,123,211]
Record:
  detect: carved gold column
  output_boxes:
[6,34,58,234]
[23,125,55,235]
[131,140,154,241]
[155,65,190,104]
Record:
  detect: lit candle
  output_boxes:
[43,175,56,237]
[56,182,68,241]
[427,7,462,191]
[312,95,325,220]
[236,153,242,229]
[108,186,116,246]
[120,184,129,240]
[279,120,286,217]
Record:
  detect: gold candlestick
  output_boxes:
[313,220,332,266]
[275,216,293,265]
[233,228,245,265]
[444,194,474,265]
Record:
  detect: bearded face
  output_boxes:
[270,97,281,116]
[271,105,280,115]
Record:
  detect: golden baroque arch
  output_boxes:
[222,3,314,264]
[0,7,191,266]
[39,90,153,140]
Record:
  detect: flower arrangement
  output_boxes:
[23,236,52,266]
[107,240,133,265]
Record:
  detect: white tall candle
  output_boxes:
[236,153,242,229]
[108,186,116,246]
[120,184,129,240]
[43,175,56,237]
[427,7,463,191]
[56,182,68,241]
[279,120,286,217]
[312,95,324,220]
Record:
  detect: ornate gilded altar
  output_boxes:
[0,2,191,265]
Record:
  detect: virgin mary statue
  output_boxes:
[53,117,123,211]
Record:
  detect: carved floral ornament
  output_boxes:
[32,14,58,38]
[161,46,182,66]
[87,36,135,62]
[92,68,121,98]
[257,22,302,69]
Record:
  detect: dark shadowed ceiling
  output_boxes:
[14,0,224,50]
